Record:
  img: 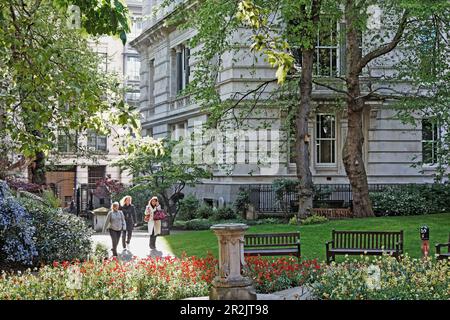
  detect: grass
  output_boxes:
[165,213,450,262]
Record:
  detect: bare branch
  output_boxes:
[358,10,410,73]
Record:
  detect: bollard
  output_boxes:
[420,225,430,257]
[209,223,257,300]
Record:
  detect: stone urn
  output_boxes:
[92,207,109,232]
[209,223,257,300]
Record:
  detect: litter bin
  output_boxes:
[92,207,109,232]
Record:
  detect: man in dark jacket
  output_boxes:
[119,196,137,250]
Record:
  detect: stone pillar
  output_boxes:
[209,223,257,300]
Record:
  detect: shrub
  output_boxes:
[289,216,298,225]
[300,215,328,225]
[195,204,213,219]
[19,198,93,265]
[177,194,200,221]
[370,184,450,216]
[212,206,237,221]
[0,183,38,266]
[185,219,214,230]
[172,220,187,230]
[312,255,449,300]
[92,243,109,261]
[234,189,250,217]
[42,189,62,208]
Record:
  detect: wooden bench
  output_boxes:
[435,233,450,260]
[326,230,403,264]
[244,232,301,260]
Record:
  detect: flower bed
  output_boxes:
[0,254,321,299]
[312,255,449,300]
[243,256,321,293]
[0,255,217,300]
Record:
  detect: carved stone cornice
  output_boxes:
[130,20,173,54]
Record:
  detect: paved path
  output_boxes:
[91,230,175,261]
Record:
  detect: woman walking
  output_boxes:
[119,195,137,250]
[103,202,126,257]
[144,196,162,250]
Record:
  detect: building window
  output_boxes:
[170,122,187,141]
[126,56,140,81]
[315,23,339,77]
[316,114,336,164]
[87,131,107,152]
[129,17,142,39]
[175,45,190,94]
[88,166,106,190]
[57,132,77,153]
[149,59,155,106]
[422,119,440,165]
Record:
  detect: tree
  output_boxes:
[113,137,211,226]
[160,0,450,217]
[0,0,137,184]
[161,0,338,219]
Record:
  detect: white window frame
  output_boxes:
[421,118,443,166]
[315,23,339,77]
[126,56,140,81]
[87,131,107,152]
[315,113,337,166]
[170,122,187,141]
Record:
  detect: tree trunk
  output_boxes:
[343,0,374,217]
[295,47,315,219]
[30,150,46,185]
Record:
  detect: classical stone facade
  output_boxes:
[131,1,443,208]
[42,1,143,209]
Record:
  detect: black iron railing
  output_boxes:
[246,183,429,214]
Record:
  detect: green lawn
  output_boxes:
[164,213,450,262]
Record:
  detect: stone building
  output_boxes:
[130,1,445,209]
[42,1,143,210]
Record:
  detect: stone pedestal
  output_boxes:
[209,223,257,300]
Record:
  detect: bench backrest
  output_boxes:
[332,230,403,250]
[245,232,300,248]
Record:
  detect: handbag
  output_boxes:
[144,207,151,222]
[153,209,166,221]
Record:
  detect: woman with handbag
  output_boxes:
[103,202,127,257]
[144,196,165,250]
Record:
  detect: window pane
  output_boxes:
[422,120,433,141]
[319,140,333,163]
[422,141,434,164]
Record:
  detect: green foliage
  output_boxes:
[195,204,214,219]
[288,216,298,225]
[114,139,211,223]
[185,219,214,231]
[312,255,449,300]
[177,194,200,221]
[0,0,138,172]
[234,189,250,217]
[53,0,130,44]
[92,243,109,261]
[19,198,93,264]
[370,184,450,216]
[41,190,62,209]
[272,178,299,217]
[212,206,237,221]
[300,215,328,225]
